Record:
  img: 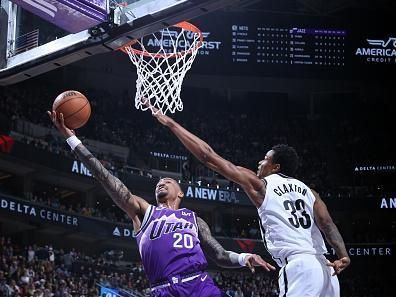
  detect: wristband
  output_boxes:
[66,135,82,150]
[238,253,252,266]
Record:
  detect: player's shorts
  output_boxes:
[278,254,340,297]
[150,271,229,297]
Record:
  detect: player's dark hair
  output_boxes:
[271,144,299,176]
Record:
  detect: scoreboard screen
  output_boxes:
[158,11,394,79]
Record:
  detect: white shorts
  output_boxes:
[278,254,340,297]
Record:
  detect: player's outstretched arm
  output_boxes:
[197,217,275,273]
[312,190,350,275]
[47,111,149,222]
[151,111,265,208]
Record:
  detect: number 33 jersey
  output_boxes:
[135,206,208,284]
[258,174,327,263]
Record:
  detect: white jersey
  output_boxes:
[258,173,327,265]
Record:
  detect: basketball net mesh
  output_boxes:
[124,24,203,114]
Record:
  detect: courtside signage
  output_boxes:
[0,196,78,226]
[185,186,240,204]
[328,246,392,257]
[380,197,396,209]
[354,164,395,173]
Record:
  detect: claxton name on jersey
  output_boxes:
[150,220,194,240]
[273,183,308,197]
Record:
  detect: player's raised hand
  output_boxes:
[327,256,350,275]
[244,254,276,273]
[142,98,174,127]
[47,111,75,138]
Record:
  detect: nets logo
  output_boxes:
[355,36,396,64]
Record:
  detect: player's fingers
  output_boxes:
[59,113,65,125]
[261,261,276,271]
[266,263,276,271]
[332,264,341,276]
[47,111,55,123]
[253,257,271,271]
[326,261,335,267]
[246,258,255,273]
[51,111,57,123]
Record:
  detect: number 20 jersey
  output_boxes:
[135,206,208,284]
[258,174,327,263]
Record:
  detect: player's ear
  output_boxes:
[272,163,281,173]
[177,191,184,199]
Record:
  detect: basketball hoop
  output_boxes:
[119,21,203,114]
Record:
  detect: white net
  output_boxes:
[123,22,203,114]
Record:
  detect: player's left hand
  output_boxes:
[327,256,350,275]
[244,254,276,273]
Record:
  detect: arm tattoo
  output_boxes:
[197,217,241,268]
[321,222,348,258]
[73,144,134,212]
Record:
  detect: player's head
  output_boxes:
[155,178,184,206]
[257,144,299,178]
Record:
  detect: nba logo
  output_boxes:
[171,277,179,284]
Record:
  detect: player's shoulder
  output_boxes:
[264,173,293,183]
[178,207,196,216]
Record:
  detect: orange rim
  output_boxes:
[119,21,203,58]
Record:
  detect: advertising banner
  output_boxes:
[10,0,107,33]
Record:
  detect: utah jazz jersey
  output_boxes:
[135,205,208,285]
[258,174,327,264]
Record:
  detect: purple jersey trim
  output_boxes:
[133,204,154,237]
[192,212,199,236]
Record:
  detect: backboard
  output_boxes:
[0,0,244,86]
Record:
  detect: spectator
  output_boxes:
[27,245,35,263]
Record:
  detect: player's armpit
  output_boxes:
[73,143,149,218]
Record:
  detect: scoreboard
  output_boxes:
[174,11,394,79]
[230,26,346,67]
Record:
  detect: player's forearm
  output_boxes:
[197,217,249,268]
[167,119,216,165]
[322,222,349,258]
[203,243,247,268]
[72,143,132,211]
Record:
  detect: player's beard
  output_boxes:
[156,190,168,202]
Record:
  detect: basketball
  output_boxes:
[52,90,91,129]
